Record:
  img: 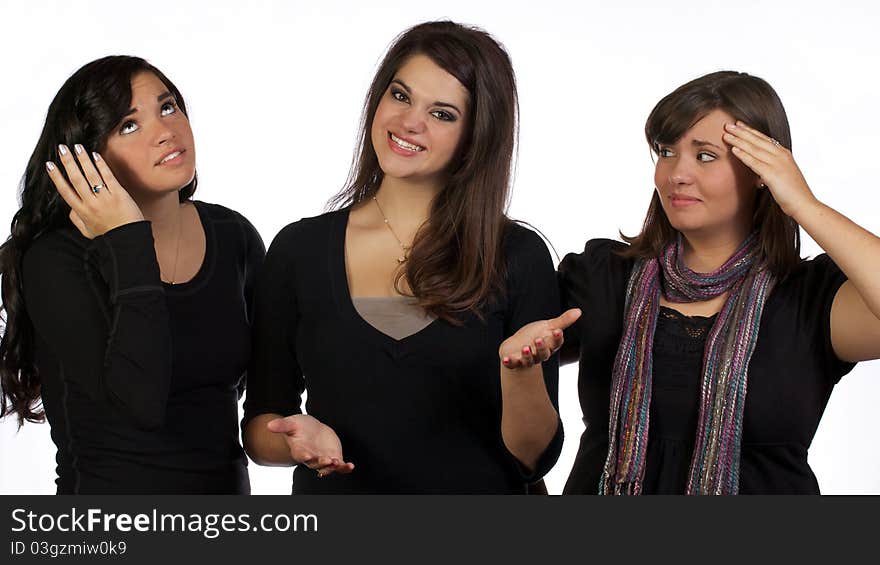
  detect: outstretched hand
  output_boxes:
[267,414,354,478]
[499,308,582,370]
[46,144,144,239]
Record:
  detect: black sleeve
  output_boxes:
[503,225,564,482]
[22,222,172,430]
[558,251,583,360]
[242,223,304,428]
[799,254,857,383]
[235,212,267,398]
[557,238,632,361]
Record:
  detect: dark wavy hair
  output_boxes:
[329,21,518,322]
[623,70,801,278]
[0,55,196,426]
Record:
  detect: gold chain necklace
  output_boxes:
[372,196,411,263]
[161,206,183,284]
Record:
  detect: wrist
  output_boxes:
[788,195,825,226]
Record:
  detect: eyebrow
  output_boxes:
[391,79,462,115]
[122,91,175,118]
[692,139,724,150]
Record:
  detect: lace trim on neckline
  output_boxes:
[658,306,716,339]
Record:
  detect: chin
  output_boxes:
[665,213,707,235]
[375,157,416,180]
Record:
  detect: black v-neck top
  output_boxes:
[22,201,264,494]
[243,209,564,494]
[559,239,856,494]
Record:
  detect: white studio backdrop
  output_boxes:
[1,0,878,494]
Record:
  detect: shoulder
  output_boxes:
[22,226,90,276]
[23,227,80,260]
[192,199,258,234]
[795,253,841,278]
[772,252,845,302]
[267,208,344,251]
[21,227,99,299]
[503,222,553,264]
[559,238,633,277]
[192,199,266,256]
[260,210,345,280]
[557,238,636,310]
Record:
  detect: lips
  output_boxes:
[388,132,425,153]
[155,148,186,166]
[669,193,702,208]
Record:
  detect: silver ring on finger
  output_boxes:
[770,138,780,147]
[91,183,105,194]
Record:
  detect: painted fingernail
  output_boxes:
[58,144,68,156]
[522,346,530,354]
[536,339,544,347]
[45,162,55,172]
[74,144,84,155]
[502,357,510,364]
[92,152,102,162]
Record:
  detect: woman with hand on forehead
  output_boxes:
[0,56,263,493]
[243,21,575,493]
[559,71,880,494]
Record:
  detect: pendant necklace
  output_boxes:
[373,196,411,263]
[161,207,183,284]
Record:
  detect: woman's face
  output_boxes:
[370,54,469,187]
[653,109,758,239]
[102,71,195,196]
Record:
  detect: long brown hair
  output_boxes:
[623,71,800,278]
[329,21,518,322]
[1,56,196,426]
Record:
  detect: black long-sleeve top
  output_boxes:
[243,209,564,494]
[22,200,264,494]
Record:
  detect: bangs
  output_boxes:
[645,92,719,153]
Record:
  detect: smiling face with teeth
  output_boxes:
[370,54,469,189]
[102,71,196,197]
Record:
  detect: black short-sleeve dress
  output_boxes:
[559,239,855,494]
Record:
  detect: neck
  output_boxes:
[680,224,752,273]
[132,190,183,241]
[374,176,438,233]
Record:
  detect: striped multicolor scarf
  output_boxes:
[600,233,775,495]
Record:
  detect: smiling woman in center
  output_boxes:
[242,21,574,494]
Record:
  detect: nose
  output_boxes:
[400,106,426,134]
[667,156,694,185]
[151,120,176,146]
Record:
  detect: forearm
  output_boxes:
[243,414,295,466]
[92,222,172,428]
[794,199,880,318]
[499,364,559,471]
[23,224,172,430]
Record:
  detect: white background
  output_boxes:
[1,0,878,494]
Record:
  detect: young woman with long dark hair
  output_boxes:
[558,71,880,494]
[243,21,575,494]
[0,56,264,493]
